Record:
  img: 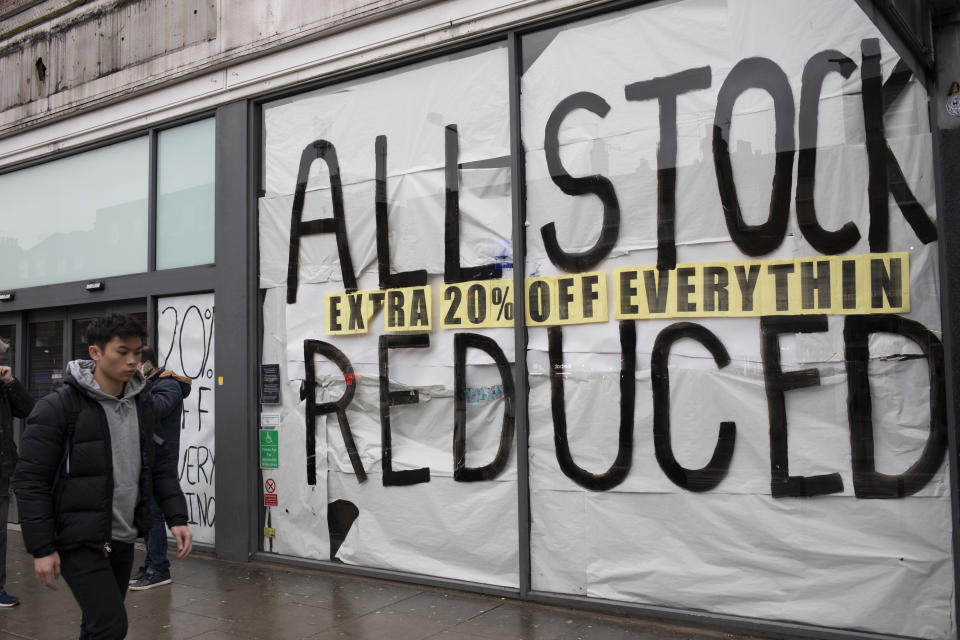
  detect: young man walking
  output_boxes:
[13,314,191,639]
[129,345,191,591]
[0,338,34,608]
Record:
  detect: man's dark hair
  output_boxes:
[85,313,147,349]
[141,346,157,366]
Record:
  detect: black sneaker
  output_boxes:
[129,565,147,585]
[0,591,19,607]
[128,570,171,591]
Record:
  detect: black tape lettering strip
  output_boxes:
[860,39,937,251]
[444,125,502,284]
[379,334,431,486]
[287,141,358,303]
[375,135,428,290]
[651,322,735,492]
[548,323,635,491]
[761,316,844,498]
[303,340,366,485]
[713,58,794,257]
[453,333,516,481]
[844,314,947,498]
[625,66,712,271]
[541,92,621,272]
[796,50,859,254]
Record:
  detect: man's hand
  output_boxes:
[35,552,61,590]
[171,525,193,560]
[0,366,12,383]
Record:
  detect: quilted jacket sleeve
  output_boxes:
[11,395,65,558]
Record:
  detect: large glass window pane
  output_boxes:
[0,138,148,289]
[156,118,216,269]
[521,1,944,638]
[259,43,516,586]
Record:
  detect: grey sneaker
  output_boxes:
[129,570,171,591]
[129,565,147,585]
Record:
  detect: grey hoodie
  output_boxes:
[66,360,145,543]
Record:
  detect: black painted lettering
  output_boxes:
[444,125,502,283]
[542,92,621,272]
[796,50,860,253]
[376,135,428,290]
[379,334,431,486]
[625,66,712,270]
[287,140,357,303]
[652,322,736,491]
[453,333,516,481]
[860,39,938,251]
[761,315,843,497]
[844,314,947,497]
[713,58,794,256]
[549,323,636,491]
[303,340,366,484]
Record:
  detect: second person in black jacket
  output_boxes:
[129,345,191,591]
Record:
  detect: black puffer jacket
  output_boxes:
[0,379,33,479]
[12,372,188,558]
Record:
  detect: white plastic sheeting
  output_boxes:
[259,1,952,637]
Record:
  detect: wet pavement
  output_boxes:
[0,525,774,640]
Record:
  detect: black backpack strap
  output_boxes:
[55,385,82,475]
[57,384,81,440]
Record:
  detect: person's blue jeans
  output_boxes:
[144,438,179,576]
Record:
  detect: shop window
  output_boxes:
[0,137,149,289]
[156,118,216,269]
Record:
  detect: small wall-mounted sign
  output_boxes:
[85,280,104,291]
[0,292,13,301]
[260,364,281,404]
[261,412,280,429]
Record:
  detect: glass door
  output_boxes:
[28,319,65,401]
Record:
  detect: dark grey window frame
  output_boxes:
[243,2,960,639]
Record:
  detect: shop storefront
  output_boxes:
[2,1,958,638]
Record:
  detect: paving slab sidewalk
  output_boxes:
[0,525,775,640]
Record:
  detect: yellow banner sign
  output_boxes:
[440,279,514,329]
[525,271,610,327]
[612,253,909,320]
[326,286,432,335]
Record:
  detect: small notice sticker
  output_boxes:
[264,494,278,507]
[261,413,280,429]
[263,527,276,538]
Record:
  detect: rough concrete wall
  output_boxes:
[0,0,437,137]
